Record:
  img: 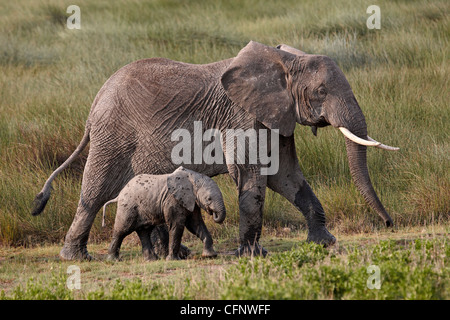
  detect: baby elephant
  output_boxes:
[103,166,226,261]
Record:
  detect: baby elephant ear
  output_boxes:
[221,41,296,137]
[167,168,196,212]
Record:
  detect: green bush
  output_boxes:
[219,240,449,300]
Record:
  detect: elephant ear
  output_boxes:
[167,166,196,212]
[276,44,308,57]
[221,41,296,137]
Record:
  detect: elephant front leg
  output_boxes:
[150,225,191,259]
[166,225,185,261]
[185,207,217,258]
[166,210,186,261]
[291,181,336,245]
[230,165,268,257]
[267,135,336,246]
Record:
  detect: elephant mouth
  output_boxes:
[206,208,225,224]
[315,117,329,127]
[206,208,216,219]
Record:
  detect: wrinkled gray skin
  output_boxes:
[32,41,394,260]
[104,167,226,261]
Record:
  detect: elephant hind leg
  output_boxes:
[107,229,131,261]
[60,150,135,261]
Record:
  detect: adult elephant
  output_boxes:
[32,41,398,260]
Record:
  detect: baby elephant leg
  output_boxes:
[107,206,135,261]
[185,208,217,258]
[136,227,158,261]
[150,225,191,259]
[166,221,185,261]
[107,230,129,261]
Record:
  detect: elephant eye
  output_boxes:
[318,87,327,97]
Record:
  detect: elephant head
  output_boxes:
[167,167,227,223]
[221,41,398,227]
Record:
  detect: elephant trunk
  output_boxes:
[328,98,394,227]
[345,137,393,227]
[212,201,226,224]
[192,176,227,224]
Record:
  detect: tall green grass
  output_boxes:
[0,0,448,245]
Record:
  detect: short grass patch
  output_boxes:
[1,225,448,300]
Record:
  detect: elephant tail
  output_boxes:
[102,197,118,227]
[31,126,91,216]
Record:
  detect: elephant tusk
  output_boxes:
[367,136,400,151]
[338,127,381,147]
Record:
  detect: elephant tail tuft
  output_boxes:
[31,125,90,217]
[31,188,51,216]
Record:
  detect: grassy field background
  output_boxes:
[0,0,448,299]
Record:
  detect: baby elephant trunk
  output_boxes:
[211,201,226,224]
[192,174,227,224]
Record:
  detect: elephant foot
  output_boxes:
[106,253,121,261]
[154,243,191,259]
[151,225,191,259]
[166,254,181,261]
[235,242,268,258]
[201,248,218,258]
[143,252,159,261]
[306,227,336,247]
[60,243,93,261]
[179,244,191,259]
